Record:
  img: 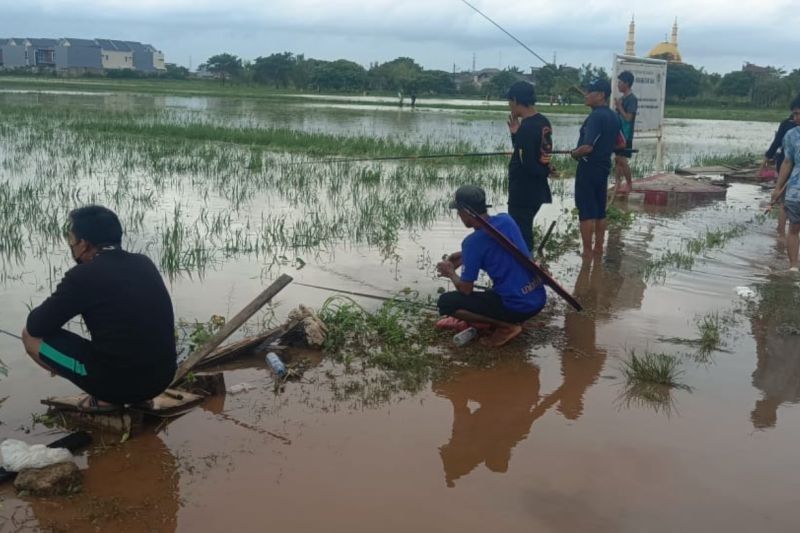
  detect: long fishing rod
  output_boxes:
[293,149,638,166]
[458,0,588,98]
[459,0,550,66]
[458,203,582,311]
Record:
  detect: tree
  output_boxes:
[369,57,423,92]
[415,70,456,94]
[252,52,296,88]
[163,64,190,80]
[716,71,755,98]
[205,53,243,84]
[665,63,702,101]
[487,70,523,99]
[579,63,609,87]
[312,59,368,92]
[753,77,792,107]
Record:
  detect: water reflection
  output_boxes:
[432,226,656,487]
[433,361,541,488]
[749,277,800,429]
[25,432,179,532]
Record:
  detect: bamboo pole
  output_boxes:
[172,274,293,385]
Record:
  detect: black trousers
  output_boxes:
[508,204,541,253]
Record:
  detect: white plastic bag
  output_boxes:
[0,439,74,472]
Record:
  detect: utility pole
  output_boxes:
[472,52,476,73]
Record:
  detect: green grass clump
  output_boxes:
[606,205,636,229]
[618,350,690,415]
[697,313,723,355]
[621,350,686,388]
[319,295,439,393]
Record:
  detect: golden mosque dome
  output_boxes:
[647,41,682,63]
[625,17,683,63]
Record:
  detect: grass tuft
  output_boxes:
[621,350,686,388]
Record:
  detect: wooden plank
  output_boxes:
[196,329,281,368]
[39,399,144,434]
[172,274,293,385]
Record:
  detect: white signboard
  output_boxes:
[611,55,668,137]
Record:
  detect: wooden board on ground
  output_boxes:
[41,396,145,433]
[196,329,278,368]
[631,173,727,206]
[676,165,739,176]
[42,388,205,423]
[724,167,771,183]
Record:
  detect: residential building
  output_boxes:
[0,38,57,69]
[96,39,134,70]
[1,38,29,69]
[55,38,102,74]
[0,36,165,74]
[27,38,57,67]
[124,41,166,72]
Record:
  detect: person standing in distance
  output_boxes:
[505,81,554,254]
[771,96,800,272]
[613,71,638,194]
[764,97,800,236]
[571,79,620,259]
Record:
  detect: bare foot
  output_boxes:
[480,324,523,347]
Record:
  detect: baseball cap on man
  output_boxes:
[585,78,612,98]
[505,81,536,106]
[449,185,492,213]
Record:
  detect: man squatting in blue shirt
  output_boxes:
[436,186,547,347]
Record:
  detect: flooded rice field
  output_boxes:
[1,89,798,532]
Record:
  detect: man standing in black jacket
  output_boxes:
[505,81,553,253]
[21,206,177,411]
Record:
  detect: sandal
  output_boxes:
[77,394,121,414]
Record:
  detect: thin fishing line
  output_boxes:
[0,328,21,340]
[458,0,551,66]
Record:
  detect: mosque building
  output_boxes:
[624,17,682,63]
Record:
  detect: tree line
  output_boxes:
[202,53,457,95]
[202,51,799,108]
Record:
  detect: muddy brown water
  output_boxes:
[3,187,800,532]
[1,91,799,532]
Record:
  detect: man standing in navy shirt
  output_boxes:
[505,81,553,253]
[437,186,547,347]
[570,79,620,258]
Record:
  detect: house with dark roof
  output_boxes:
[27,38,57,67]
[123,41,166,72]
[1,38,29,69]
[55,38,102,73]
[96,39,134,70]
[1,36,165,73]
[0,38,57,69]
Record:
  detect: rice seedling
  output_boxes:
[697,313,723,355]
[643,217,758,281]
[620,349,687,389]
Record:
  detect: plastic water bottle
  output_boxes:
[266,352,287,378]
[453,327,478,346]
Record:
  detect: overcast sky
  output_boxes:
[2,0,797,74]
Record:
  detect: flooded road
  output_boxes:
[1,88,799,532]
